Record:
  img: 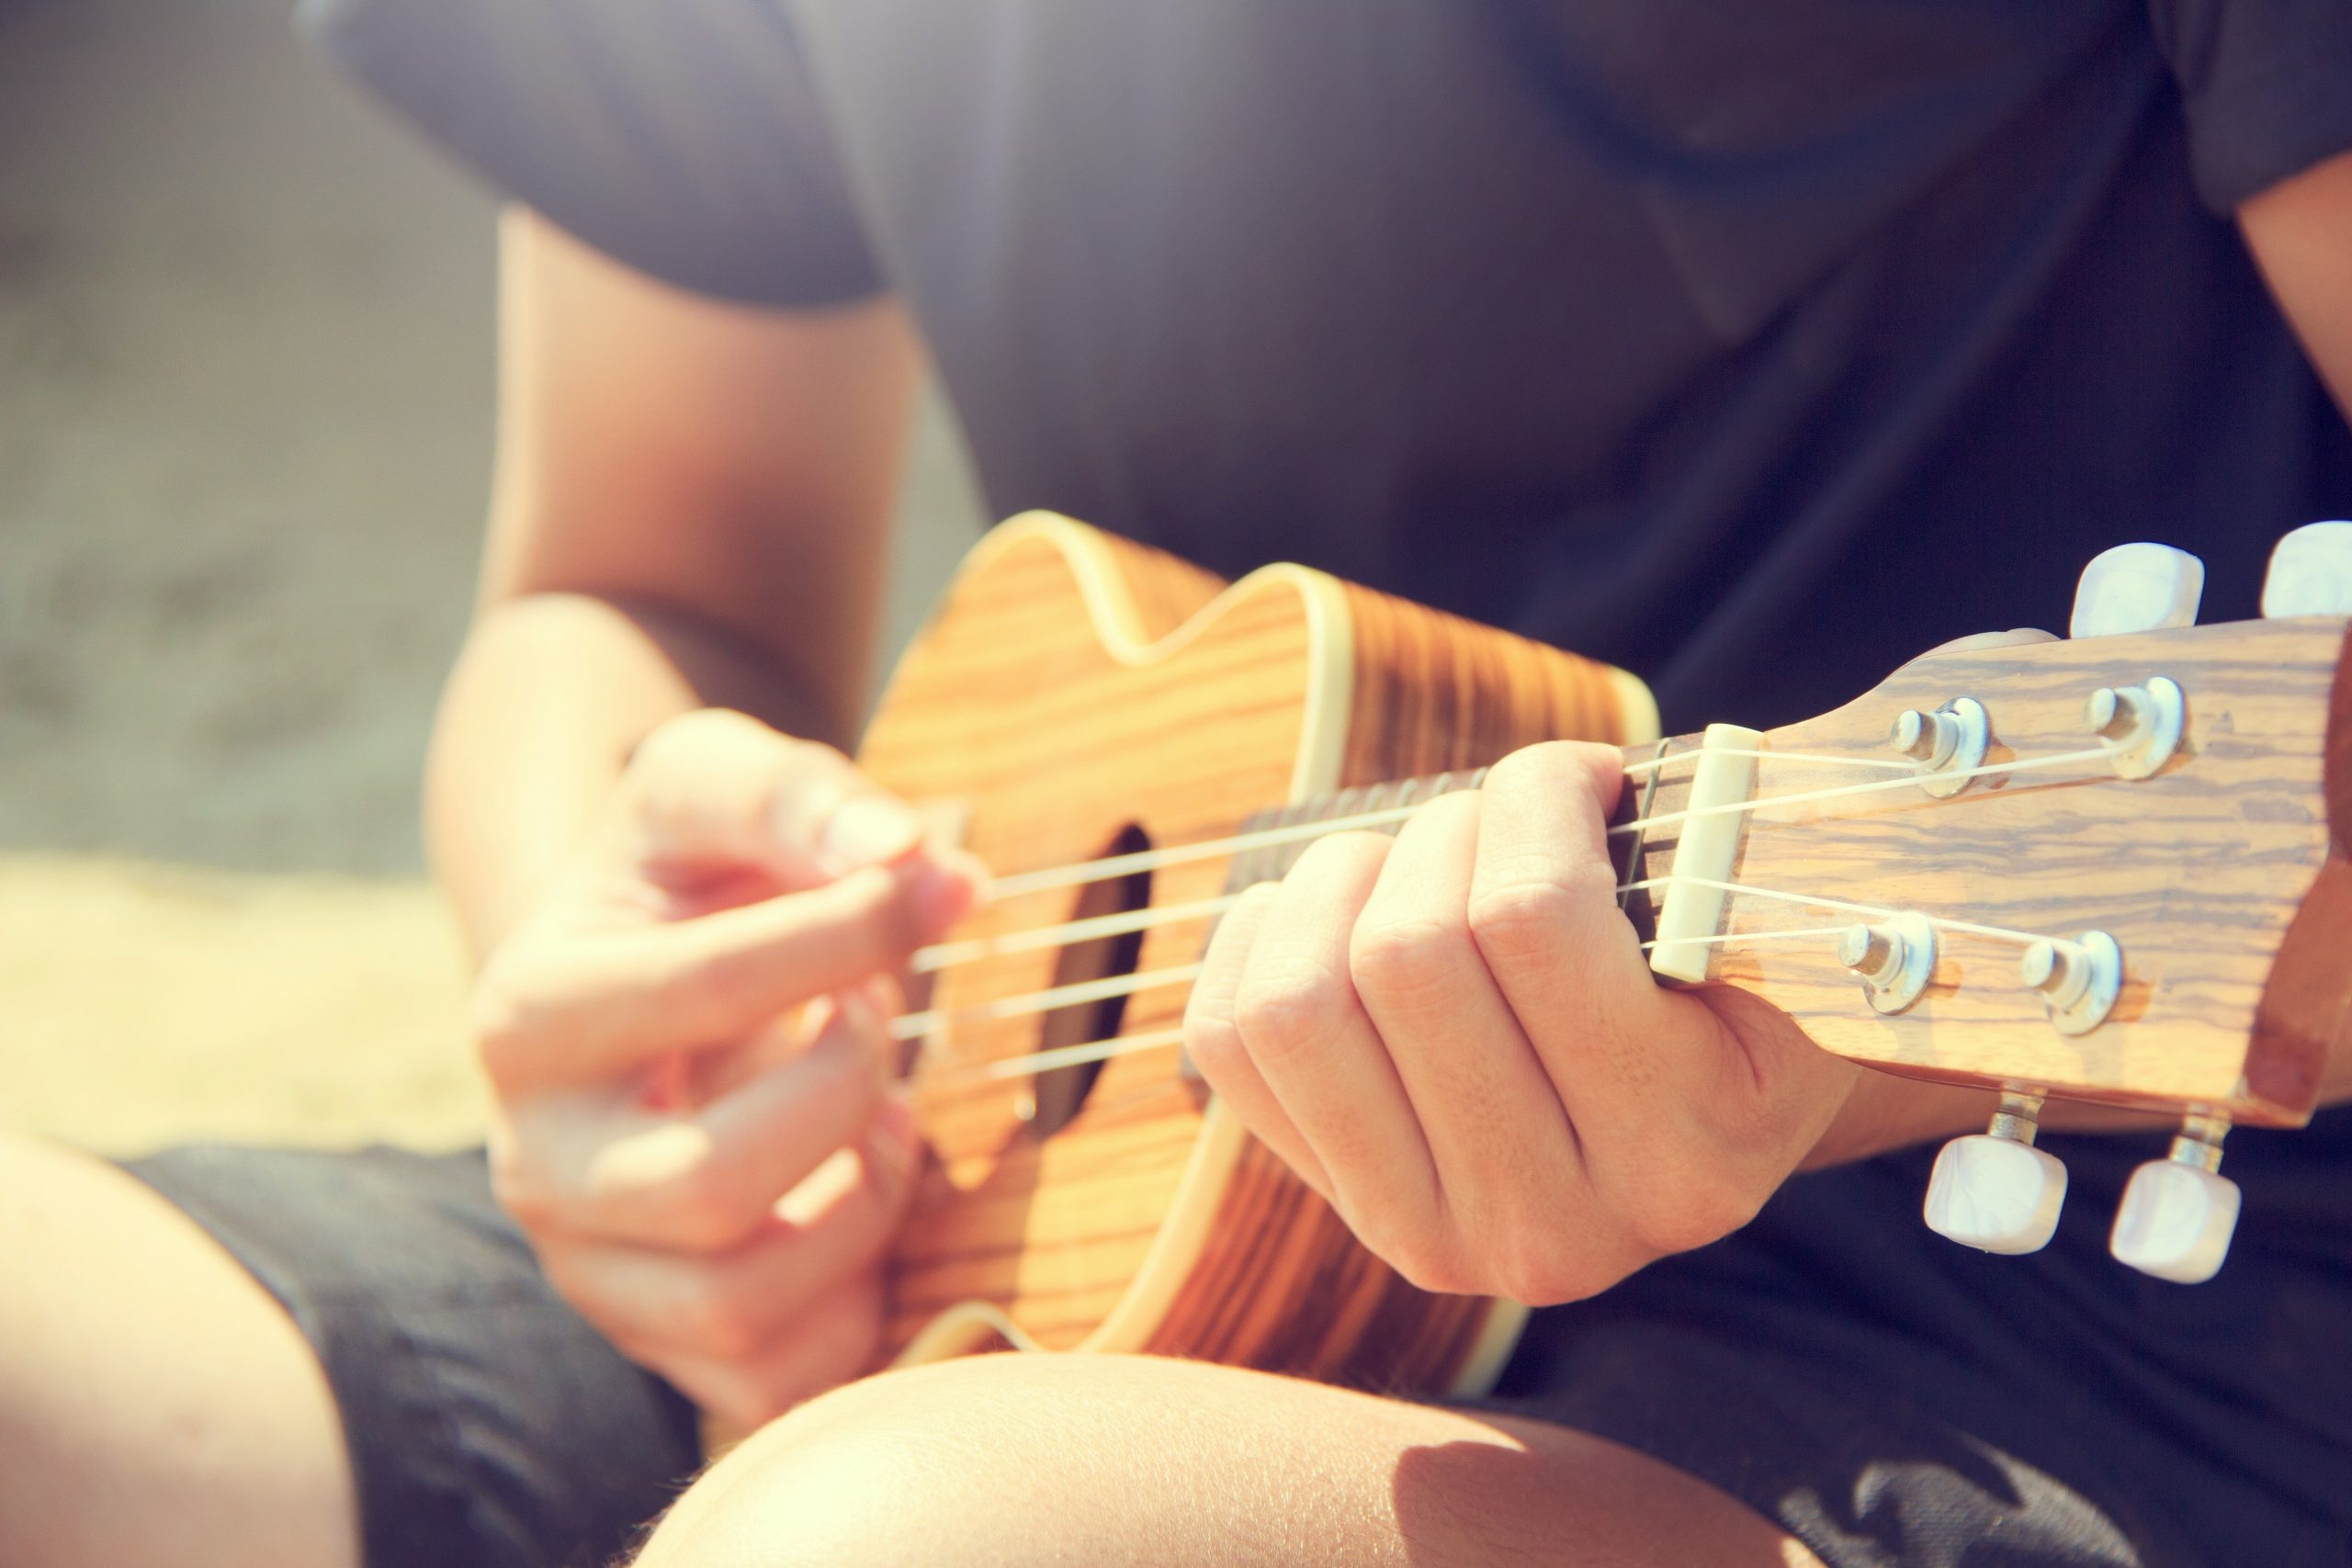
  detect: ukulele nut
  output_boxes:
[1838,913,1935,1014]
[1890,698,1989,797]
[2083,676,2183,780]
[2019,931,2123,1035]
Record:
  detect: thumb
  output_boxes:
[623,709,935,887]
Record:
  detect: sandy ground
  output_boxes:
[0,0,982,1155]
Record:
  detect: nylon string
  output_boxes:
[978,744,2107,902]
[903,741,2122,1089]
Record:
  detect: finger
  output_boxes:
[1182,881,1326,1197]
[481,862,972,1087]
[1234,832,1440,1244]
[625,708,981,888]
[543,1107,917,1367]
[1466,741,1671,1104]
[1350,790,1583,1230]
[686,972,905,1103]
[619,1270,886,1435]
[527,997,897,1251]
[1476,744,1846,1251]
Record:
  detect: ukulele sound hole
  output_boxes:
[1024,823,1152,1140]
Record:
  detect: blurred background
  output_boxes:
[0,0,985,1154]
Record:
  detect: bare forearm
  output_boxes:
[424,592,842,958]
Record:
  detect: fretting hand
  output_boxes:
[1182,739,1857,1305]
[471,709,984,1429]
[1181,618,2090,1305]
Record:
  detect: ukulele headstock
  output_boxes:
[1622,534,2352,1280]
[1729,614,2350,1119]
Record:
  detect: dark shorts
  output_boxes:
[125,1113,2352,1568]
[123,1145,702,1568]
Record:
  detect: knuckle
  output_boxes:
[486,1143,558,1231]
[666,938,766,1027]
[1486,739,1601,796]
[1465,876,1578,965]
[534,1251,610,1327]
[1227,881,1283,925]
[1349,916,1476,1010]
[1287,829,1389,881]
[1233,970,1349,1063]
[468,973,518,1041]
[656,1162,761,1253]
[1180,1004,1246,1077]
[1385,1237,1477,1297]
[854,870,928,957]
[467,964,545,1081]
[775,868,916,977]
[658,705,762,755]
[469,996,529,1080]
[801,1028,888,1121]
[629,707,745,779]
[1336,1199,1468,1295]
[752,738,854,823]
[1480,742,1564,796]
[650,937,799,1047]
[828,1173,903,1258]
[674,1271,773,1361]
[1486,1237,1600,1306]
[1623,1166,1758,1258]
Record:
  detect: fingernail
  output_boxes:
[820,796,923,872]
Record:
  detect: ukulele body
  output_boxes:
[858,513,1657,1393]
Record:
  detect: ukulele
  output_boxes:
[857,512,2352,1399]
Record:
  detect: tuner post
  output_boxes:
[2020,931,2122,1035]
[1924,1088,2068,1256]
[1888,708,1956,765]
[1888,698,1989,797]
[1837,913,1935,1014]
[2083,675,2183,780]
[2111,1111,2241,1284]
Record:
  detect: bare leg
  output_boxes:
[0,1136,358,1568]
[639,1351,1822,1568]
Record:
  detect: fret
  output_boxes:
[1226,739,1705,946]
[1222,769,1490,891]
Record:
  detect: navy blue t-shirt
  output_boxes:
[306,0,2352,735]
[299,2,2352,1562]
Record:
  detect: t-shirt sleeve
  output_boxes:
[2146,0,2352,212]
[299,0,880,305]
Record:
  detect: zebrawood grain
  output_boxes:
[1619,618,2352,1125]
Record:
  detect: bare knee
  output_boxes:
[635,1352,1818,1568]
[637,1356,1093,1568]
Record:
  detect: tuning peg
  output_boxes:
[2110,1114,2240,1283]
[2261,522,2352,617]
[1923,1089,2067,1255]
[2070,544,2204,637]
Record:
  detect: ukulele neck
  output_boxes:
[1232,740,1706,942]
